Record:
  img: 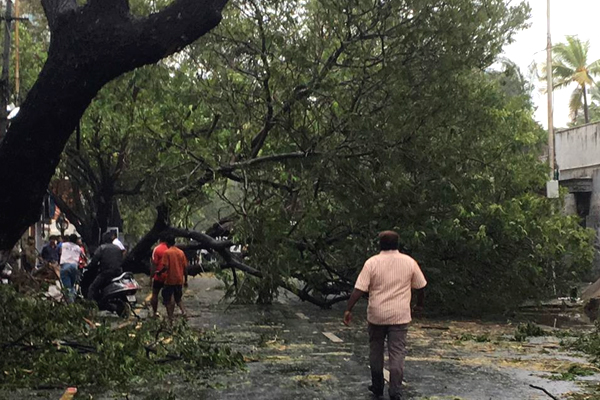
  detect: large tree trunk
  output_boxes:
[121,204,170,273]
[0,0,229,260]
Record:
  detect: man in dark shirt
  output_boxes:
[41,235,60,264]
[86,233,123,302]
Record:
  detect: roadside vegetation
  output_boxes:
[0,285,244,389]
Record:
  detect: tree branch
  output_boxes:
[86,0,130,15]
[114,179,145,196]
[220,151,320,172]
[166,227,262,278]
[248,0,274,158]
[133,0,229,67]
[41,0,78,31]
[279,280,350,309]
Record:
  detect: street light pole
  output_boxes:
[547,0,554,178]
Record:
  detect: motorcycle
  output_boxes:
[79,266,141,318]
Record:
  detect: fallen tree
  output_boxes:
[0,0,229,261]
[121,205,350,308]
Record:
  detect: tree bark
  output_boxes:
[120,203,170,273]
[0,0,229,255]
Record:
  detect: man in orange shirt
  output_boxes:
[344,231,427,400]
[158,235,188,322]
[150,233,169,317]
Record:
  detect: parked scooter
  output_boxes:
[79,266,141,317]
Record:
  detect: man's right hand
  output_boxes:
[343,310,352,326]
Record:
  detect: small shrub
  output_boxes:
[458,333,490,343]
[513,322,547,342]
[570,321,600,363]
[549,364,595,381]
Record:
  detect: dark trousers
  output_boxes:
[368,323,408,397]
[87,270,121,302]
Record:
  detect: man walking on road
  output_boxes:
[150,233,169,317]
[343,230,427,400]
[157,236,188,322]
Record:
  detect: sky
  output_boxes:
[502,0,600,129]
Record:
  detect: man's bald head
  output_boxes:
[379,230,399,251]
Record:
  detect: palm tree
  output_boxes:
[545,36,600,124]
[571,83,600,126]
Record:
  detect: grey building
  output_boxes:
[555,122,600,229]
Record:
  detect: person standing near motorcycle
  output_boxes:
[157,235,188,322]
[21,236,38,273]
[87,233,123,302]
[59,234,83,303]
[150,233,169,317]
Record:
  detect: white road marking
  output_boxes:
[296,312,310,320]
[322,332,344,343]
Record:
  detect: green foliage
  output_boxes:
[458,333,490,343]
[0,286,243,388]
[15,0,593,315]
[569,322,600,365]
[513,322,548,342]
[549,364,596,381]
[197,0,592,314]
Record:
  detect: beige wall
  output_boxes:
[556,123,600,180]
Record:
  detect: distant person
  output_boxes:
[343,231,427,400]
[41,235,60,264]
[110,231,126,256]
[76,238,88,269]
[7,245,20,270]
[150,233,169,317]
[76,237,88,283]
[157,236,188,322]
[87,233,123,302]
[41,235,61,278]
[57,235,64,250]
[59,234,83,303]
[21,236,38,273]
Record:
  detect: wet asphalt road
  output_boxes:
[2,274,596,400]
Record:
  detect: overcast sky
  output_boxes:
[502,0,600,129]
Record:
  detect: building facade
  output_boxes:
[555,122,600,230]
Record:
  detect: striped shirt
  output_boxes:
[355,250,427,325]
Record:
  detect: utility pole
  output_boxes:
[14,0,19,101]
[546,0,559,199]
[0,0,12,142]
[547,0,554,178]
